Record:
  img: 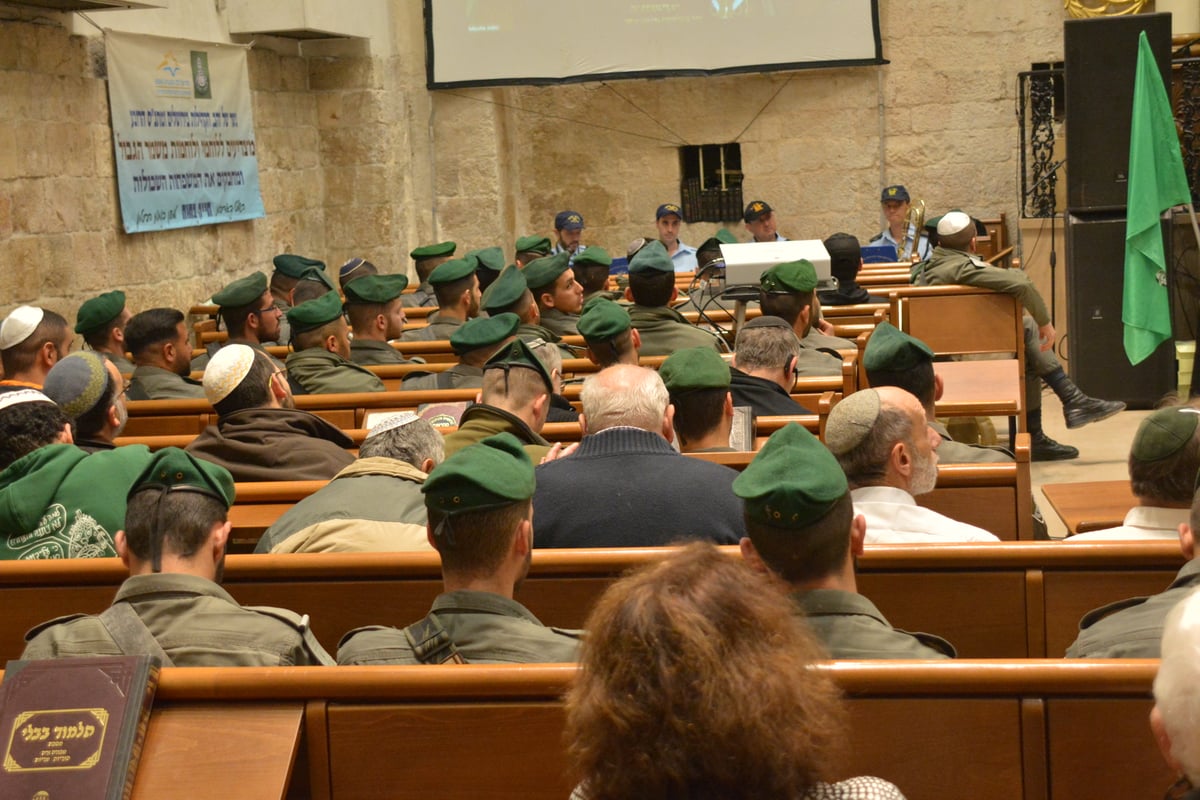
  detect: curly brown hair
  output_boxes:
[565,542,846,800]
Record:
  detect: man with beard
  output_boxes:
[337,433,582,664]
[125,308,206,400]
[188,344,354,481]
[824,387,998,543]
[192,272,286,371]
[42,352,129,452]
[21,447,334,666]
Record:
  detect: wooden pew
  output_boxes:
[1040,479,1138,534]
[116,661,1167,800]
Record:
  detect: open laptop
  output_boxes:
[718,240,835,289]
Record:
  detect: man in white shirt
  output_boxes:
[1070,404,1200,542]
[824,387,999,544]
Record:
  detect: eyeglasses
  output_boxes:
[251,305,281,317]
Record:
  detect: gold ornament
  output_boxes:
[1064,0,1148,18]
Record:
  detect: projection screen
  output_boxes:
[425,1,884,89]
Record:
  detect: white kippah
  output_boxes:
[203,344,257,405]
[365,410,420,440]
[0,306,45,350]
[824,389,882,455]
[936,211,973,237]
[0,388,55,412]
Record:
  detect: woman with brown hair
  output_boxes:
[565,542,905,800]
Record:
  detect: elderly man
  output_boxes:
[42,352,128,452]
[1150,590,1200,795]
[401,313,519,391]
[659,347,736,453]
[285,291,385,394]
[192,272,285,370]
[400,258,482,342]
[736,423,955,658]
[402,241,457,308]
[75,291,134,374]
[337,433,582,664]
[915,210,1124,461]
[625,240,725,356]
[523,252,584,337]
[0,306,72,391]
[551,210,586,256]
[825,387,999,543]
[654,203,698,272]
[343,274,415,366]
[759,259,855,352]
[256,412,444,554]
[22,447,333,665]
[1070,405,1200,541]
[578,298,640,368]
[188,344,354,481]
[443,339,554,461]
[743,199,786,242]
[532,365,744,547]
[871,185,930,261]
[125,308,206,400]
[728,316,808,416]
[0,388,152,559]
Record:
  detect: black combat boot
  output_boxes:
[1041,368,1126,429]
[1028,409,1078,461]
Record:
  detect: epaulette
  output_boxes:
[24,613,89,642]
[1077,595,1150,630]
[337,625,393,651]
[903,628,957,658]
[247,605,335,665]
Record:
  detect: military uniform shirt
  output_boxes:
[22,572,334,666]
[399,312,465,342]
[442,403,552,462]
[400,364,483,391]
[793,588,955,660]
[349,338,411,366]
[337,589,582,664]
[538,307,580,336]
[803,328,856,351]
[285,348,386,394]
[929,419,1012,465]
[915,246,1050,326]
[127,365,206,401]
[794,345,843,377]
[627,304,725,357]
[101,351,136,375]
[399,282,437,308]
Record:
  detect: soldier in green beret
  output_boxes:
[192,272,286,372]
[578,298,640,368]
[523,252,583,337]
[695,228,737,274]
[467,246,506,292]
[759,259,855,353]
[269,253,327,344]
[481,265,573,357]
[401,313,520,391]
[343,274,417,366]
[443,339,555,462]
[400,258,481,342]
[659,347,736,453]
[402,241,457,308]
[337,433,582,664]
[284,291,386,394]
[514,234,552,267]
[291,265,337,307]
[734,423,955,659]
[624,240,727,357]
[22,447,335,666]
[572,246,621,306]
[75,290,134,374]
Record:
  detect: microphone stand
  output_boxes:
[1028,158,1067,326]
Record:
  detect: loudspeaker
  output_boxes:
[1064,13,1172,212]
[1065,213,1174,408]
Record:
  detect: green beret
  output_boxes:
[572,247,612,268]
[343,274,410,305]
[129,446,235,509]
[697,228,738,253]
[481,265,528,314]
[732,423,847,528]
[522,251,571,291]
[824,389,883,456]
[515,235,552,255]
[299,265,337,291]
[761,260,817,294]
[449,312,519,355]
[468,246,506,273]
[273,253,326,278]
[74,290,126,335]
[863,322,934,373]
[410,241,456,260]
[211,272,268,309]
[286,289,345,334]
[1132,406,1200,462]
[627,240,674,274]
[484,338,553,391]
[577,298,631,342]
[659,347,731,393]
[428,258,476,286]
[422,432,535,514]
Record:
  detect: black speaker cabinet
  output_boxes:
[1065,213,1175,408]
[1064,13,1172,212]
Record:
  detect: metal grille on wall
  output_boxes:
[1178,53,1200,202]
[1017,66,1063,219]
[680,144,743,223]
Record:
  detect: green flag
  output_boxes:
[1123,31,1190,365]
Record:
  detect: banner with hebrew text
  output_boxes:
[105,30,265,233]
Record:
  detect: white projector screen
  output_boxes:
[425,1,884,89]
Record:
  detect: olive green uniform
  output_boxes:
[101,351,135,375]
[399,281,436,308]
[127,365,206,401]
[399,312,465,342]
[516,322,575,358]
[401,364,483,391]
[627,304,726,357]
[539,307,580,336]
[443,404,552,462]
[929,419,1012,464]
[581,289,622,307]
[349,338,411,366]
[21,572,334,666]
[794,346,843,377]
[803,329,855,351]
[1066,558,1200,658]
[285,348,385,394]
[337,589,581,664]
[792,589,955,659]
